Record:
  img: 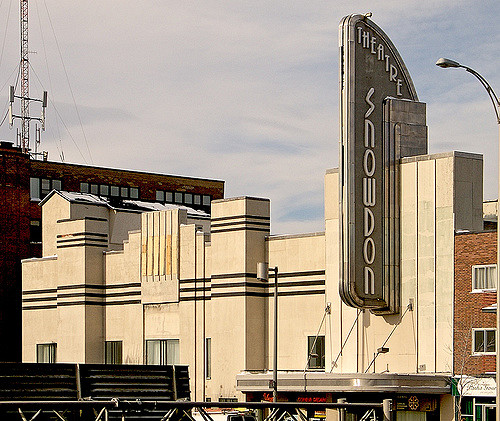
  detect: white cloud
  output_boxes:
[0,1,498,234]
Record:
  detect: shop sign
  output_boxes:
[455,377,496,397]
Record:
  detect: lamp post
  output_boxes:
[257,262,278,402]
[436,57,500,421]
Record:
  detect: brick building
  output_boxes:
[454,230,497,421]
[0,140,224,362]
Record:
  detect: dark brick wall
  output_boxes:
[0,145,30,361]
[454,231,497,376]
[0,142,224,362]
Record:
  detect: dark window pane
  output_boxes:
[80,182,89,193]
[120,187,129,198]
[165,192,173,203]
[41,179,51,196]
[37,343,56,363]
[90,184,99,195]
[130,188,139,199]
[30,178,40,200]
[100,185,109,196]
[474,331,484,353]
[110,186,120,197]
[194,195,201,205]
[105,341,123,364]
[175,192,183,203]
[308,335,325,369]
[30,220,42,243]
[203,195,211,206]
[486,330,495,353]
[52,179,62,191]
[156,190,165,202]
[185,193,193,204]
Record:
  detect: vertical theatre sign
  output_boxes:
[339,14,418,314]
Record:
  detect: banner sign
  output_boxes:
[339,14,418,312]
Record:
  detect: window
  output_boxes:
[130,187,139,199]
[80,182,89,193]
[307,335,325,369]
[90,184,99,195]
[473,329,496,354]
[185,193,193,205]
[37,343,56,363]
[146,339,179,365]
[29,177,62,200]
[156,190,164,202]
[205,338,211,379]
[194,195,201,205]
[165,191,173,202]
[202,195,211,206]
[174,192,183,203]
[100,184,109,196]
[120,187,129,198]
[105,341,123,364]
[472,265,497,291]
[30,219,42,243]
[110,185,120,197]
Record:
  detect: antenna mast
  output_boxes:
[20,0,29,152]
[8,0,47,156]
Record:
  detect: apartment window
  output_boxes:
[473,329,496,354]
[174,192,183,204]
[90,183,99,194]
[165,191,173,202]
[30,177,62,200]
[100,184,109,196]
[205,338,211,379]
[110,185,120,197]
[307,335,325,369]
[472,265,497,291]
[80,182,89,193]
[130,187,139,199]
[156,190,165,202]
[202,195,211,206]
[194,195,201,205]
[146,339,179,365]
[120,187,129,198]
[105,341,123,364]
[37,343,56,363]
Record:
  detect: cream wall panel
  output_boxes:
[416,159,436,372]
[42,194,71,256]
[435,158,454,373]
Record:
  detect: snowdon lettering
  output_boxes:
[357,26,403,96]
[363,87,376,295]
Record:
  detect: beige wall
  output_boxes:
[325,152,483,375]
[22,153,482,412]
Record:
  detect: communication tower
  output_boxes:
[8,0,48,156]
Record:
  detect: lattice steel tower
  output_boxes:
[20,0,29,152]
[8,0,47,154]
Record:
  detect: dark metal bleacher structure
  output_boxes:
[0,362,190,420]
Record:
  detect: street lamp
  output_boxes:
[436,57,500,421]
[257,262,278,402]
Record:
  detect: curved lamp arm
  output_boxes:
[436,57,500,124]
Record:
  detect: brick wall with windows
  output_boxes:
[454,231,497,376]
[0,141,224,362]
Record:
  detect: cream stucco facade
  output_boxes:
[22,150,483,420]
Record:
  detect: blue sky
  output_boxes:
[0,1,498,234]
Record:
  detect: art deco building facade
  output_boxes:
[0,140,223,362]
[22,146,485,421]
